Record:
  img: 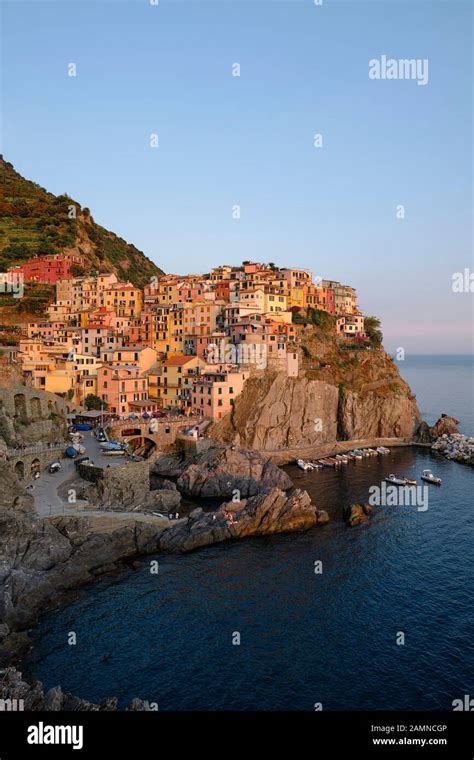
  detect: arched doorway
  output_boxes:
[30,397,42,419]
[126,436,157,459]
[14,394,27,419]
[15,460,25,480]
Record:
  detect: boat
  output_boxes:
[376,446,390,454]
[366,449,377,457]
[421,469,442,485]
[361,450,371,458]
[335,454,348,464]
[297,459,313,472]
[319,458,334,467]
[384,474,407,485]
[100,441,126,451]
[403,478,417,486]
[65,446,78,458]
[351,450,363,460]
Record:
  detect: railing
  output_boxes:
[6,443,65,457]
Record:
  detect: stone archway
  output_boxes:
[14,460,25,480]
[30,397,42,419]
[14,394,27,419]
[126,436,157,459]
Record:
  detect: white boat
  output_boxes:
[384,474,407,485]
[100,441,126,451]
[421,469,442,485]
[297,459,313,472]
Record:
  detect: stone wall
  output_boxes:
[86,461,150,510]
[0,385,68,448]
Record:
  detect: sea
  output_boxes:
[22,355,474,710]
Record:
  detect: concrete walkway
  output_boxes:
[31,431,175,525]
[258,437,431,465]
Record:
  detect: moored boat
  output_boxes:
[421,469,442,485]
[100,440,127,452]
[384,474,407,485]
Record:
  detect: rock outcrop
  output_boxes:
[0,461,34,513]
[153,444,293,498]
[158,488,327,553]
[343,503,372,527]
[0,667,154,711]
[429,414,459,439]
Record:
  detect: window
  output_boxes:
[218,400,223,407]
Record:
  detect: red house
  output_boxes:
[8,254,85,284]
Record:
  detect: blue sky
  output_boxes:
[2,0,472,353]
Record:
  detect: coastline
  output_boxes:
[258,437,432,465]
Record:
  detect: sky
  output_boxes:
[1,0,473,354]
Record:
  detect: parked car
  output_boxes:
[74,456,91,468]
[74,423,93,431]
[151,411,165,418]
[49,462,62,474]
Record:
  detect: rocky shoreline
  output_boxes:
[431,433,474,466]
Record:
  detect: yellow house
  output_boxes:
[103,284,143,318]
[150,355,205,409]
[263,289,287,314]
[287,286,306,310]
[100,346,158,373]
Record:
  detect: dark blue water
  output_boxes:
[24,356,474,710]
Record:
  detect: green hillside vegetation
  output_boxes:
[0,156,163,289]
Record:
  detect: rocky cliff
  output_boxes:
[153,443,293,497]
[211,344,420,450]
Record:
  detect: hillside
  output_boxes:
[0,156,163,289]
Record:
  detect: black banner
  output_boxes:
[0,711,472,758]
